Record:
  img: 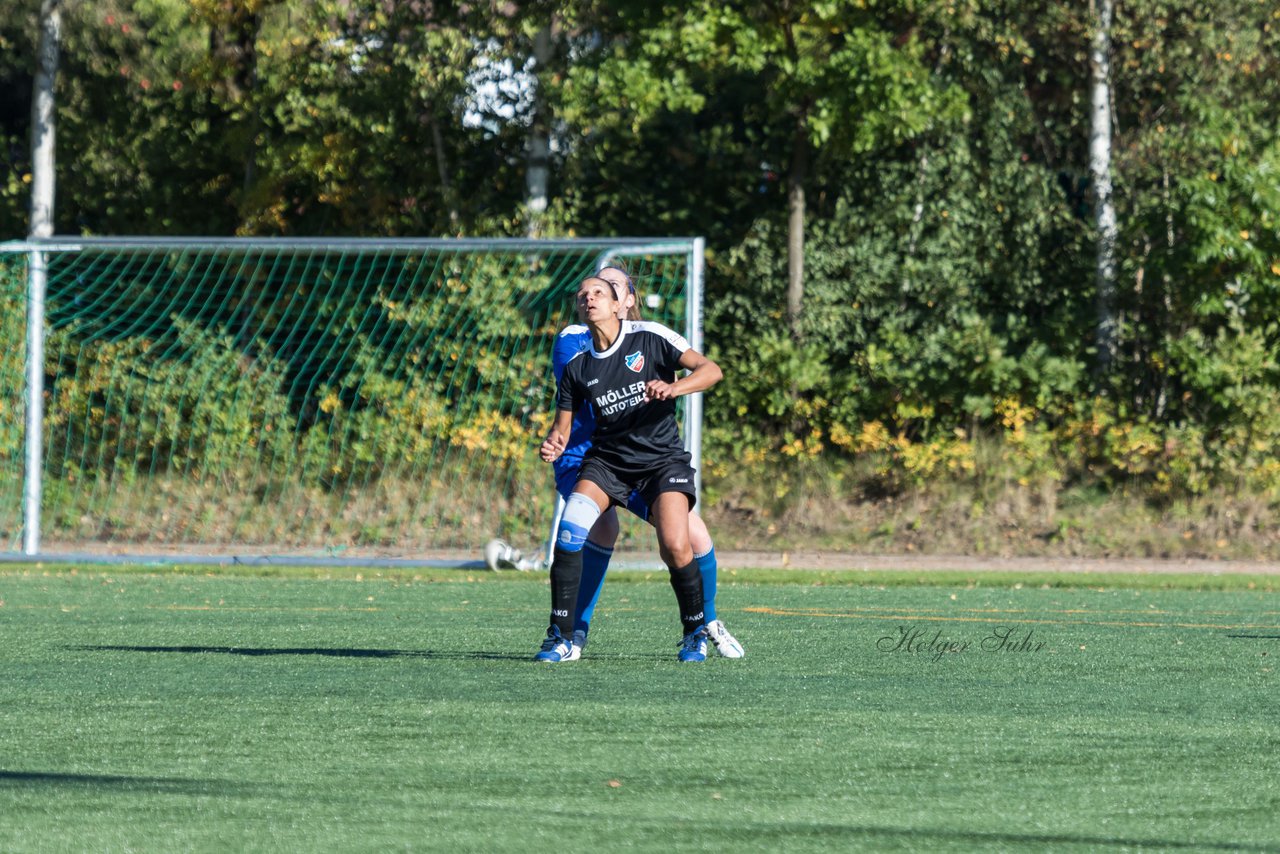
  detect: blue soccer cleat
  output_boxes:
[677,627,709,663]
[534,626,578,663]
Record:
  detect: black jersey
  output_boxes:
[556,320,692,470]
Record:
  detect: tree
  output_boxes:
[11,0,520,236]
[549,1,959,338]
[193,0,274,210]
[716,4,965,340]
[1088,0,1118,373]
[524,24,552,236]
[28,0,61,237]
[1108,0,1280,422]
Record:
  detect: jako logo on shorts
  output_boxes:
[625,351,645,372]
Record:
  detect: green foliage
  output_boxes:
[705,83,1090,455]
[2,0,1280,532]
[0,257,26,544]
[36,250,562,494]
[0,259,25,462]
[0,0,535,236]
[44,317,297,484]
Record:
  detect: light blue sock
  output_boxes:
[695,546,717,623]
[573,540,612,635]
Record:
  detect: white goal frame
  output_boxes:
[0,236,706,568]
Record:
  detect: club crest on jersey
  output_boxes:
[625,351,646,372]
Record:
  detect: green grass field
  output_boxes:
[1,566,1277,852]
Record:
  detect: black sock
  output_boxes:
[548,546,583,638]
[668,558,705,635]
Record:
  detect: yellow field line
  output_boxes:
[4,604,384,613]
[743,606,1280,631]
[159,605,383,613]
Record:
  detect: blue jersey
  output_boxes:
[551,325,596,486]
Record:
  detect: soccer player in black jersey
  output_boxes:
[536,275,723,662]
[487,265,744,658]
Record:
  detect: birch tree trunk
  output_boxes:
[786,120,808,341]
[1089,0,1119,373]
[430,115,459,228]
[525,27,553,237]
[29,0,62,238]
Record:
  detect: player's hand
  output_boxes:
[644,379,677,402]
[540,432,566,462]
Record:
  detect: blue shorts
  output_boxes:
[555,457,651,522]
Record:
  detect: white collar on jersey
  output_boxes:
[590,319,632,359]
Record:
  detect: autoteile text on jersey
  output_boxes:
[596,380,649,416]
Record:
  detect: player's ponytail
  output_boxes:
[599,265,643,321]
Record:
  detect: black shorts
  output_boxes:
[577,455,697,512]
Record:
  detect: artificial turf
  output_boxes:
[0,568,1277,852]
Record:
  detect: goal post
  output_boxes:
[0,237,706,565]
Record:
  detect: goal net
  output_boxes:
[0,238,703,564]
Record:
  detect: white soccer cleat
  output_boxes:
[705,619,745,658]
[483,539,523,571]
[513,554,549,572]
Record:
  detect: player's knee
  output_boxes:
[556,492,603,553]
[658,540,693,569]
[688,512,713,554]
[588,506,620,547]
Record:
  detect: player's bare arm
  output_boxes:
[644,349,723,402]
[540,409,574,462]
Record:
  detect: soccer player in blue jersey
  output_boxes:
[535,274,723,662]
